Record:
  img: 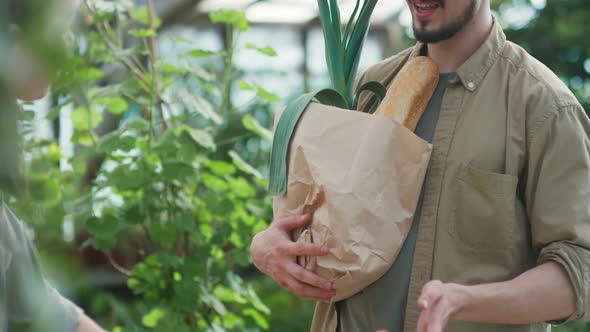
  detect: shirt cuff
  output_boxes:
[538,241,590,323]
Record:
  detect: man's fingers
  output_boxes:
[416,311,428,332]
[418,280,444,310]
[275,214,312,231]
[422,301,446,332]
[283,261,333,290]
[287,241,330,256]
[281,275,335,302]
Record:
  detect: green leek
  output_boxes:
[269,0,386,196]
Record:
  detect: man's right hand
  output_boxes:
[250,214,336,302]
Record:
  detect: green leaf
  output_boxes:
[173,272,182,282]
[85,236,117,251]
[129,29,156,37]
[228,177,256,198]
[186,49,218,58]
[126,118,150,131]
[238,80,254,91]
[344,0,378,90]
[202,174,229,192]
[318,0,347,102]
[149,222,177,248]
[202,288,227,315]
[329,0,343,48]
[178,126,216,151]
[222,312,244,329]
[209,9,250,31]
[71,130,94,146]
[161,161,195,181]
[106,164,144,191]
[242,114,272,141]
[164,35,192,44]
[129,7,162,28]
[239,79,280,102]
[86,214,119,238]
[253,83,280,103]
[94,96,129,115]
[205,160,237,177]
[161,63,188,74]
[246,286,271,315]
[47,143,61,163]
[229,150,263,179]
[142,308,165,328]
[71,106,103,131]
[354,80,387,112]
[243,308,269,329]
[97,132,135,153]
[343,0,362,47]
[213,285,247,304]
[74,67,104,83]
[245,43,277,57]
[181,92,222,125]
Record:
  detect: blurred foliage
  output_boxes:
[8,1,282,331]
[493,0,590,111]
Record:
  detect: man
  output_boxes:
[0,1,104,331]
[250,0,590,331]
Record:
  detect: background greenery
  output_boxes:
[3,0,589,331]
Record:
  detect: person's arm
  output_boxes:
[76,315,105,332]
[415,261,576,331]
[417,105,590,331]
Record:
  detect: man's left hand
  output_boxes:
[416,280,468,332]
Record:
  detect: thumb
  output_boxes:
[418,281,444,310]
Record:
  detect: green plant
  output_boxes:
[10,2,280,331]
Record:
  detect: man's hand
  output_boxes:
[250,214,336,302]
[415,262,576,331]
[416,281,467,332]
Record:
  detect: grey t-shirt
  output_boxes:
[337,73,456,332]
[0,201,83,332]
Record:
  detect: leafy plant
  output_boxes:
[10,3,278,331]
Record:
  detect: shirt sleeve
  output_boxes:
[1,204,83,331]
[525,104,590,322]
[46,282,84,332]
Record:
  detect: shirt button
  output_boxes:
[467,82,475,89]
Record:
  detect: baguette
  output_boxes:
[374,56,439,131]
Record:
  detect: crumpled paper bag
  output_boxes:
[272,102,431,331]
[273,103,432,332]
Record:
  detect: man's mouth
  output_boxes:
[413,0,441,18]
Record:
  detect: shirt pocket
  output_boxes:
[447,164,519,254]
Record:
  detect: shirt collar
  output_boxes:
[409,16,507,92]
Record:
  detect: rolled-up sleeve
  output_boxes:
[526,104,590,322]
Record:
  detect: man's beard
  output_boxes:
[413,0,477,43]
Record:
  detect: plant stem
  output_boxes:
[219,25,235,124]
[146,0,168,132]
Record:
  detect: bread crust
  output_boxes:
[374,56,439,131]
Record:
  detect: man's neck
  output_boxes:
[427,10,494,73]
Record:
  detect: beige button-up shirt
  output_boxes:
[313,20,590,332]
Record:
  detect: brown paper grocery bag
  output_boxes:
[271,102,431,331]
